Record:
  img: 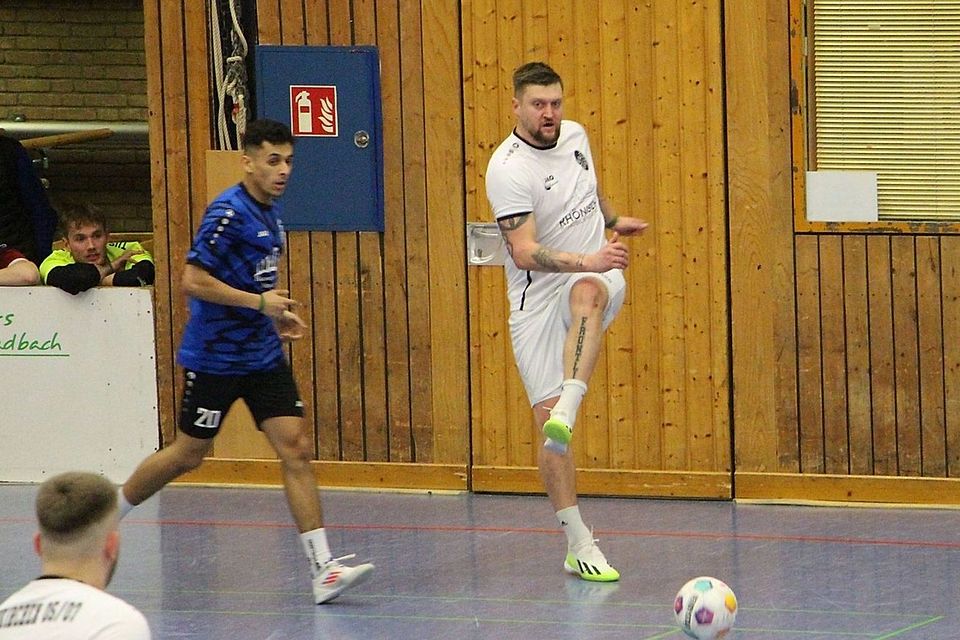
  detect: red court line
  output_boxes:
[4,515,959,549]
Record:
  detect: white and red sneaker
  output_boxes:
[312,554,375,604]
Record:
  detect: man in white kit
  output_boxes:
[0,471,151,639]
[485,61,648,582]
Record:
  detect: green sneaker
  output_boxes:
[564,541,620,582]
[543,416,573,446]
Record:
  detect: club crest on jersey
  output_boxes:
[574,150,589,171]
[254,248,281,287]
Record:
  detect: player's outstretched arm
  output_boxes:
[608,216,648,236]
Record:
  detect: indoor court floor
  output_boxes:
[1,483,958,639]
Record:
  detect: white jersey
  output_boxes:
[0,578,151,640]
[485,120,606,313]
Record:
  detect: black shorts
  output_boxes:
[178,364,305,439]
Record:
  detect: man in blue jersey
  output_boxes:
[116,119,373,604]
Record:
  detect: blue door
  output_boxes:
[255,45,384,232]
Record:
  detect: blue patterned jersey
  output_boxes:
[177,183,286,374]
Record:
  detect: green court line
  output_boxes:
[640,629,684,639]
[131,606,921,638]
[110,587,938,620]
[739,605,933,620]
[104,586,949,636]
[871,615,944,639]
[728,627,875,637]
[135,606,680,631]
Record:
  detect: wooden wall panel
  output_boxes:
[795,235,824,473]
[148,0,469,483]
[626,2,663,473]
[943,237,960,476]
[866,236,897,475]
[731,0,960,502]
[742,232,960,487]
[464,0,730,493]
[143,0,960,499]
[727,0,797,475]
[424,0,469,465]
[842,236,871,476]
[916,236,946,477]
[891,237,922,476]
[818,235,847,474]
[143,0,175,446]
[377,0,414,464]
[398,3,435,463]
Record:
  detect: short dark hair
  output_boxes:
[243,118,294,151]
[513,62,563,96]
[36,472,117,544]
[59,203,108,237]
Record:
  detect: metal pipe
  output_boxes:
[0,120,148,146]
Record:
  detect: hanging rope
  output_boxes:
[210,0,248,150]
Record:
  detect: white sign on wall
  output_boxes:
[0,287,160,483]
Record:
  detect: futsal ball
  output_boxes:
[673,576,738,639]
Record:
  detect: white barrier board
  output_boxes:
[0,287,160,483]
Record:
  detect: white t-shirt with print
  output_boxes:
[0,578,151,640]
[485,119,606,313]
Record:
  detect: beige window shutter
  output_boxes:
[813,1,960,220]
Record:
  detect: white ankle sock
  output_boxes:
[118,488,135,520]
[550,379,588,429]
[556,505,592,549]
[300,528,332,578]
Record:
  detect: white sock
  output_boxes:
[118,488,135,520]
[550,379,588,429]
[300,528,332,578]
[556,505,592,549]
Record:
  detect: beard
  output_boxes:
[531,121,561,146]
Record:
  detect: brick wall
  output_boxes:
[0,0,152,234]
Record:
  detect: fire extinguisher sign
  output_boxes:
[289,85,338,137]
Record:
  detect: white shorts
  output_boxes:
[509,269,626,406]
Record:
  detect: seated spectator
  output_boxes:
[0,136,58,264]
[0,242,40,285]
[40,204,155,294]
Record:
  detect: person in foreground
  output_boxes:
[0,242,40,285]
[0,471,151,639]
[39,204,155,294]
[485,62,648,582]
[116,118,373,604]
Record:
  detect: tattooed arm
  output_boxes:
[496,212,630,273]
